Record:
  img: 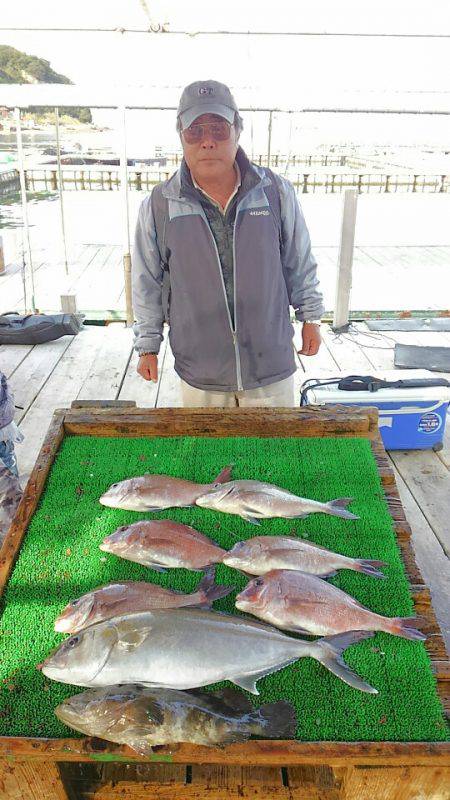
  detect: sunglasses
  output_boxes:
[182,120,232,144]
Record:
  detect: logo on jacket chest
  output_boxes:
[249,209,270,216]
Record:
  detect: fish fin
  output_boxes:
[326,498,359,520]
[215,730,250,746]
[386,616,426,641]
[311,630,378,694]
[213,465,234,484]
[126,731,156,757]
[146,564,167,573]
[232,675,260,695]
[189,687,254,715]
[192,567,234,607]
[117,626,153,652]
[242,516,261,526]
[208,687,253,713]
[355,559,387,579]
[284,625,314,636]
[249,701,297,739]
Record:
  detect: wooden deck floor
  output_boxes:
[1,243,450,314]
[2,321,449,654]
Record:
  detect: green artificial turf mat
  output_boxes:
[0,435,448,742]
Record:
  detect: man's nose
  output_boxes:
[200,134,216,148]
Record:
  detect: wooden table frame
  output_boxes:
[0,405,449,799]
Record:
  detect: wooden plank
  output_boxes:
[118,336,168,408]
[0,344,34,379]
[76,323,132,401]
[0,759,69,800]
[390,449,450,558]
[342,765,450,800]
[14,327,109,484]
[0,410,65,596]
[62,406,378,439]
[390,461,450,651]
[156,340,183,408]
[8,337,73,423]
[0,739,449,766]
[288,765,346,799]
[293,323,340,375]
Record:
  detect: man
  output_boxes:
[132,80,324,407]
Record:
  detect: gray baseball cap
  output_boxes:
[177,80,239,129]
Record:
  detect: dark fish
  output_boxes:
[55,684,297,753]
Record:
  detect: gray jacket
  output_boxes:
[132,154,324,391]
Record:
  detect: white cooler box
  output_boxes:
[300,370,450,451]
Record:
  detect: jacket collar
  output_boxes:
[161,146,271,202]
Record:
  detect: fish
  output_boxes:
[39,607,377,694]
[98,465,232,512]
[54,568,233,634]
[235,570,426,641]
[195,480,358,524]
[223,535,386,578]
[99,520,227,571]
[55,684,297,753]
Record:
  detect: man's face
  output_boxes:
[180,113,239,181]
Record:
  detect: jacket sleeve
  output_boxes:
[277,175,325,321]
[132,194,165,354]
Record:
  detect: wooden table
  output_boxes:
[0,405,449,800]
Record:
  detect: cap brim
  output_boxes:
[179,104,235,129]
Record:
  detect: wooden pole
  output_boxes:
[0,235,5,275]
[14,107,36,313]
[55,107,69,276]
[332,189,358,332]
[119,105,133,326]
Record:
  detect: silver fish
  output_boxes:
[99,465,232,512]
[223,535,386,578]
[54,568,232,634]
[99,520,226,571]
[55,685,297,753]
[196,480,358,524]
[39,607,376,694]
[236,570,425,641]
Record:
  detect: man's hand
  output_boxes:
[298,322,321,356]
[137,353,158,382]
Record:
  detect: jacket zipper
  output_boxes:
[206,225,243,391]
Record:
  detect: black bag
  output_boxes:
[0,312,84,345]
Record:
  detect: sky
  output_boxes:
[1,0,450,97]
[1,1,450,151]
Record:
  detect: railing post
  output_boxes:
[119,105,133,327]
[0,235,5,275]
[332,189,358,332]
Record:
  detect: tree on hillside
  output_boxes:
[0,45,92,123]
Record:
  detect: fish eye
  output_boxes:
[68,636,80,648]
[254,579,264,587]
[111,483,118,489]
[71,599,79,607]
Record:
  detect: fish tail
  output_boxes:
[384,616,426,641]
[249,701,297,739]
[326,497,359,520]
[194,567,234,607]
[312,630,378,694]
[213,465,234,484]
[355,559,387,579]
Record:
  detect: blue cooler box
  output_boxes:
[301,370,450,451]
